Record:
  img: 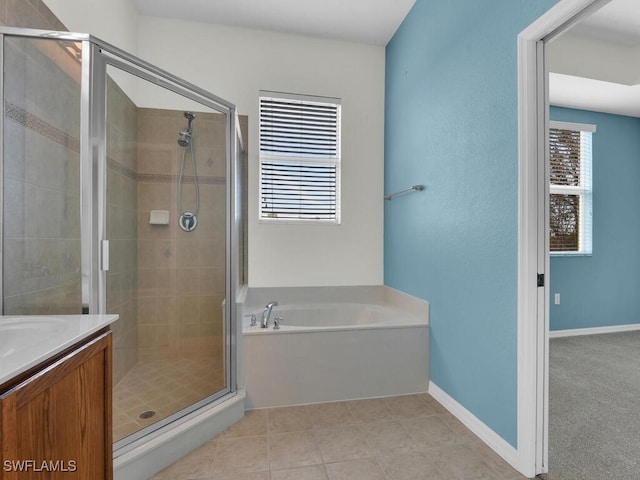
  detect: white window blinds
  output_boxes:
[259,92,341,223]
[549,121,595,255]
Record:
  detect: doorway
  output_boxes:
[546,1,640,477]
[517,0,613,476]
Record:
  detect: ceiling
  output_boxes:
[551,0,640,117]
[132,0,637,116]
[132,0,416,46]
[571,0,640,46]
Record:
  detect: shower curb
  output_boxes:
[113,391,245,480]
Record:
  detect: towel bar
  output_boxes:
[384,184,424,201]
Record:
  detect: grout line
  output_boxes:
[266,408,272,472]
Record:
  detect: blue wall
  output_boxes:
[384,0,557,447]
[550,107,640,331]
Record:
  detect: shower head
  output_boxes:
[178,130,191,147]
[177,112,196,147]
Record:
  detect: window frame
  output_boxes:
[258,90,342,225]
[549,120,595,256]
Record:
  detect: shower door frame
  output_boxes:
[0,26,239,451]
[92,38,239,450]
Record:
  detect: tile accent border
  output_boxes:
[137,173,226,185]
[6,102,226,186]
[108,157,225,185]
[108,156,137,181]
[5,100,80,153]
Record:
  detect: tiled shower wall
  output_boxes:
[1,0,78,317]
[136,108,227,363]
[2,36,83,315]
[0,0,66,32]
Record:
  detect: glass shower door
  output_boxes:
[102,62,231,444]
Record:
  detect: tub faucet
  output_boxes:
[261,301,278,328]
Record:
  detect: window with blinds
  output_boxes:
[549,121,595,255]
[259,91,341,223]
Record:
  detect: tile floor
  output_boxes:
[150,393,528,480]
[113,358,225,441]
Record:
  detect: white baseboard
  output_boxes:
[428,382,519,472]
[549,323,640,338]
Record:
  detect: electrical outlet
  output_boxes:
[554,293,560,305]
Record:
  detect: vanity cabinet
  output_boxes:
[0,329,112,479]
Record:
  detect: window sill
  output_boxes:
[259,218,341,226]
[550,252,592,257]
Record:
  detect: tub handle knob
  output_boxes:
[244,313,258,326]
[273,317,282,330]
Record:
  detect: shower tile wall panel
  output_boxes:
[2,37,83,316]
[0,0,67,31]
[136,108,226,364]
[107,77,139,385]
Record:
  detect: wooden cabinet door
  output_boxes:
[0,331,112,480]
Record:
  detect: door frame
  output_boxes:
[517,0,612,476]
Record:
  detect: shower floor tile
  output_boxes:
[150,393,528,480]
[113,358,225,442]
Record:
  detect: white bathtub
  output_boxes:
[241,286,429,409]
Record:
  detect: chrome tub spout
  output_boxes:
[261,301,278,328]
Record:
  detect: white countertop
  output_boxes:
[0,314,119,387]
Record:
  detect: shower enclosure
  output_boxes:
[0,27,244,453]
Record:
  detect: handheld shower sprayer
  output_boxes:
[177,111,196,147]
[177,111,199,231]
